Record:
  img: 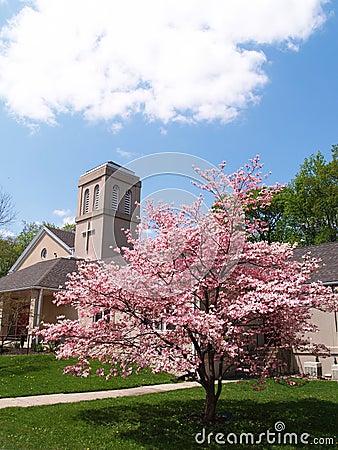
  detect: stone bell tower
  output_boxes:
[74,162,141,262]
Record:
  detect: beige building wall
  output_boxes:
[75,162,141,261]
[17,234,72,271]
[41,294,78,324]
[294,308,338,375]
[27,289,78,333]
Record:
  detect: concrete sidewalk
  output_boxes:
[0,382,200,409]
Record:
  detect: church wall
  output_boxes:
[308,308,338,350]
[293,309,338,376]
[17,234,71,271]
[74,162,141,261]
[41,293,78,324]
[75,213,103,261]
[295,352,336,377]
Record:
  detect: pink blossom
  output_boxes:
[36,156,337,422]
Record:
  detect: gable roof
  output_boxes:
[3,235,336,292]
[10,226,75,273]
[293,241,338,285]
[44,226,75,248]
[0,258,79,293]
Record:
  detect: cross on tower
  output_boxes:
[82,221,94,253]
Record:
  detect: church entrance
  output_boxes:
[0,295,30,340]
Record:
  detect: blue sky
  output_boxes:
[0,0,337,235]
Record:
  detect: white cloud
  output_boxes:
[160,127,168,136]
[116,147,137,159]
[61,216,75,226]
[53,209,71,217]
[110,122,123,134]
[0,229,15,238]
[0,0,328,126]
[53,210,75,227]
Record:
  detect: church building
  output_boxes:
[0,161,141,344]
[0,160,336,377]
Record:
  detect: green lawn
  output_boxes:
[0,354,173,398]
[0,379,337,449]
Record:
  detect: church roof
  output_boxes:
[44,226,75,248]
[1,240,336,294]
[10,226,75,273]
[0,258,79,293]
[293,241,338,285]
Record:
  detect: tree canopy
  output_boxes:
[38,157,337,423]
[247,146,337,245]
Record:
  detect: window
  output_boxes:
[83,189,90,214]
[124,190,131,215]
[93,185,100,210]
[41,248,47,259]
[112,185,119,211]
[93,310,111,323]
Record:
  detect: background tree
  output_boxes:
[0,222,43,277]
[38,158,336,423]
[246,187,287,243]
[247,146,337,245]
[0,236,21,277]
[14,222,42,255]
[15,221,74,253]
[284,147,337,245]
[0,188,15,227]
[61,223,76,232]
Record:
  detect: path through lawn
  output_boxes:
[0,379,337,449]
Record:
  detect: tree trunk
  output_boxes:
[204,384,217,422]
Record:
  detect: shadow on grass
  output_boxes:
[78,396,337,449]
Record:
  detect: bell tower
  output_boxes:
[74,162,141,262]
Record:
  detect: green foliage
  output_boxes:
[283,147,337,245]
[61,223,76,232]
[0,222,42,277]
[14,221,42,255]
[248,146,337,245]
[0,379,336,449]
[0,236,21,277]
[30,342,45,353]
[246,187,289,243]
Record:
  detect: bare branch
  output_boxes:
[0,188,16,227]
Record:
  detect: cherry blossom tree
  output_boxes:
[37,157,337,423]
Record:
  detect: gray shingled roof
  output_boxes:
[0,242,336,293]
[0,258,79,292]
[293,241,338,284]
[45,226,75,248]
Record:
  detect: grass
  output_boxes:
[0,379,337,449]
[0,353,173,398]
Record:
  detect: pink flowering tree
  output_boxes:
[37,157,337,423]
